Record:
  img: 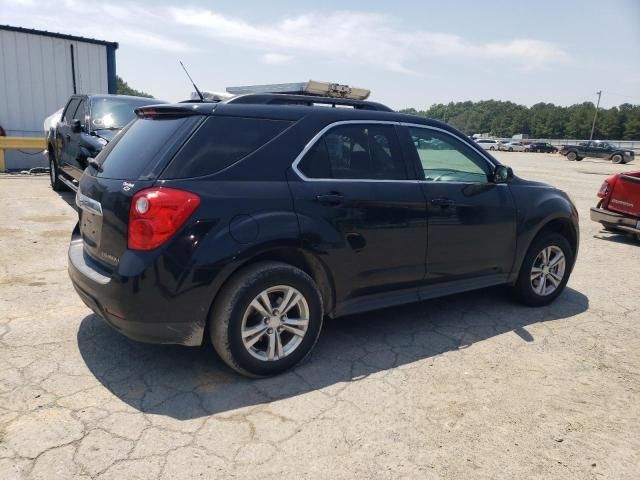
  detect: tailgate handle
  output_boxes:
[76,191,103,216]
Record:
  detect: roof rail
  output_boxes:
[225,94,393,112]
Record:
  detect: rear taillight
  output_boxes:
[597,181,609,199]
[128,187,200,250]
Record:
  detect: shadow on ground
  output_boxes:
[593,231,639,245]
[78,286,588,419]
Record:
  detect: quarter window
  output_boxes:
[164,116,292,178]
[298,124,407,180]
[408,127,489,183]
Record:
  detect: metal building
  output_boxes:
[0,25,118,169]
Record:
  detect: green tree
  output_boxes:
[116,76,153,98]
[623,108,640,139]
[399,99,639,139]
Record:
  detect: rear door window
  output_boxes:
[297,124,407,180]
[163,116,292,178]
[96,116,201,180]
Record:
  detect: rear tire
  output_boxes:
[611,154,623,164]
[49,150,66,191]
[210,261,323,377]
[489,146,495,151]
[514,232,574,307]
[566,151,577,161]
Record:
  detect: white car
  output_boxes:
[502,142,526,152]
[475,139,500,151]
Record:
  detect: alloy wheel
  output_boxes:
[530,246,566,296]
[241,285,310,362]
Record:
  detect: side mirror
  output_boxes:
[493,165,514,184]
[71,119,82,133]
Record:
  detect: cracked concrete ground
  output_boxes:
[1,152,639,479]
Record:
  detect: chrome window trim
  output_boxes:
[76,190,103,216]
[291,120,497,183]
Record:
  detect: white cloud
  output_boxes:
[170,8,568,71]
[1,1,568,70]
[0,0,193,52]
[260,53,294,65]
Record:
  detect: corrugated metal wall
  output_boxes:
[0,29,108,169]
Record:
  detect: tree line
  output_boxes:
[399,100,640,140]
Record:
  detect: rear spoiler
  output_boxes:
[135,104,214,118]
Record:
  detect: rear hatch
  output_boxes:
[76,112,203,269]
[608,172,640,217]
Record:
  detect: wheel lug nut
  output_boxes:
[267,328,273,334]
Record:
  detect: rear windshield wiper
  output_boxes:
[87,157,103,172]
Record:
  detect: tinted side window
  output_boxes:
[63,98,80,123]
[165,116,292,178]
[298,124,407,180]
[74,99,87,128]
[408,127,489,183]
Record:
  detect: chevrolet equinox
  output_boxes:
[69,90,579,376]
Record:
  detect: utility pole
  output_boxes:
[589,90,602,140]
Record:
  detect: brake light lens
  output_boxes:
[128,188,200,250]
[597,181,609,198]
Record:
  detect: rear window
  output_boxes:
[163,116,291,178]
[96,116,200,180]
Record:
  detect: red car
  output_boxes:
[590,171,640,241]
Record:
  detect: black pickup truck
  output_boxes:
[559,140,634,164]
[48,94,165,191]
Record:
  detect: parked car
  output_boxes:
[501,142,526,152]
[590,170,640,241]
[48,94,166,191]
[559,140,634,163]
[526,142,558,153]
[69,87,579,377]
[475,139,501,151]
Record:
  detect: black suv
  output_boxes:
[69,93,579,377]
[526,142,558,153]
[49,94,165,191]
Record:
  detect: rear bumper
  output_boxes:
[590,206,640,234]
[68,235,205,346]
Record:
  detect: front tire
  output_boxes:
[514,232,574,307]
[566,151,577,161]
[210,261,323,377]
[611,154,623,164]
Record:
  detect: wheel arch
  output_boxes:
[532,217,578,258]
[204,242,336,344]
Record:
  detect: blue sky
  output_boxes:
[2,0,639,109]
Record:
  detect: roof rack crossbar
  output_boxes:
[226,94,392,112]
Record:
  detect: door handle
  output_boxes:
[316,194,344,206]
[430,197,455,207]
